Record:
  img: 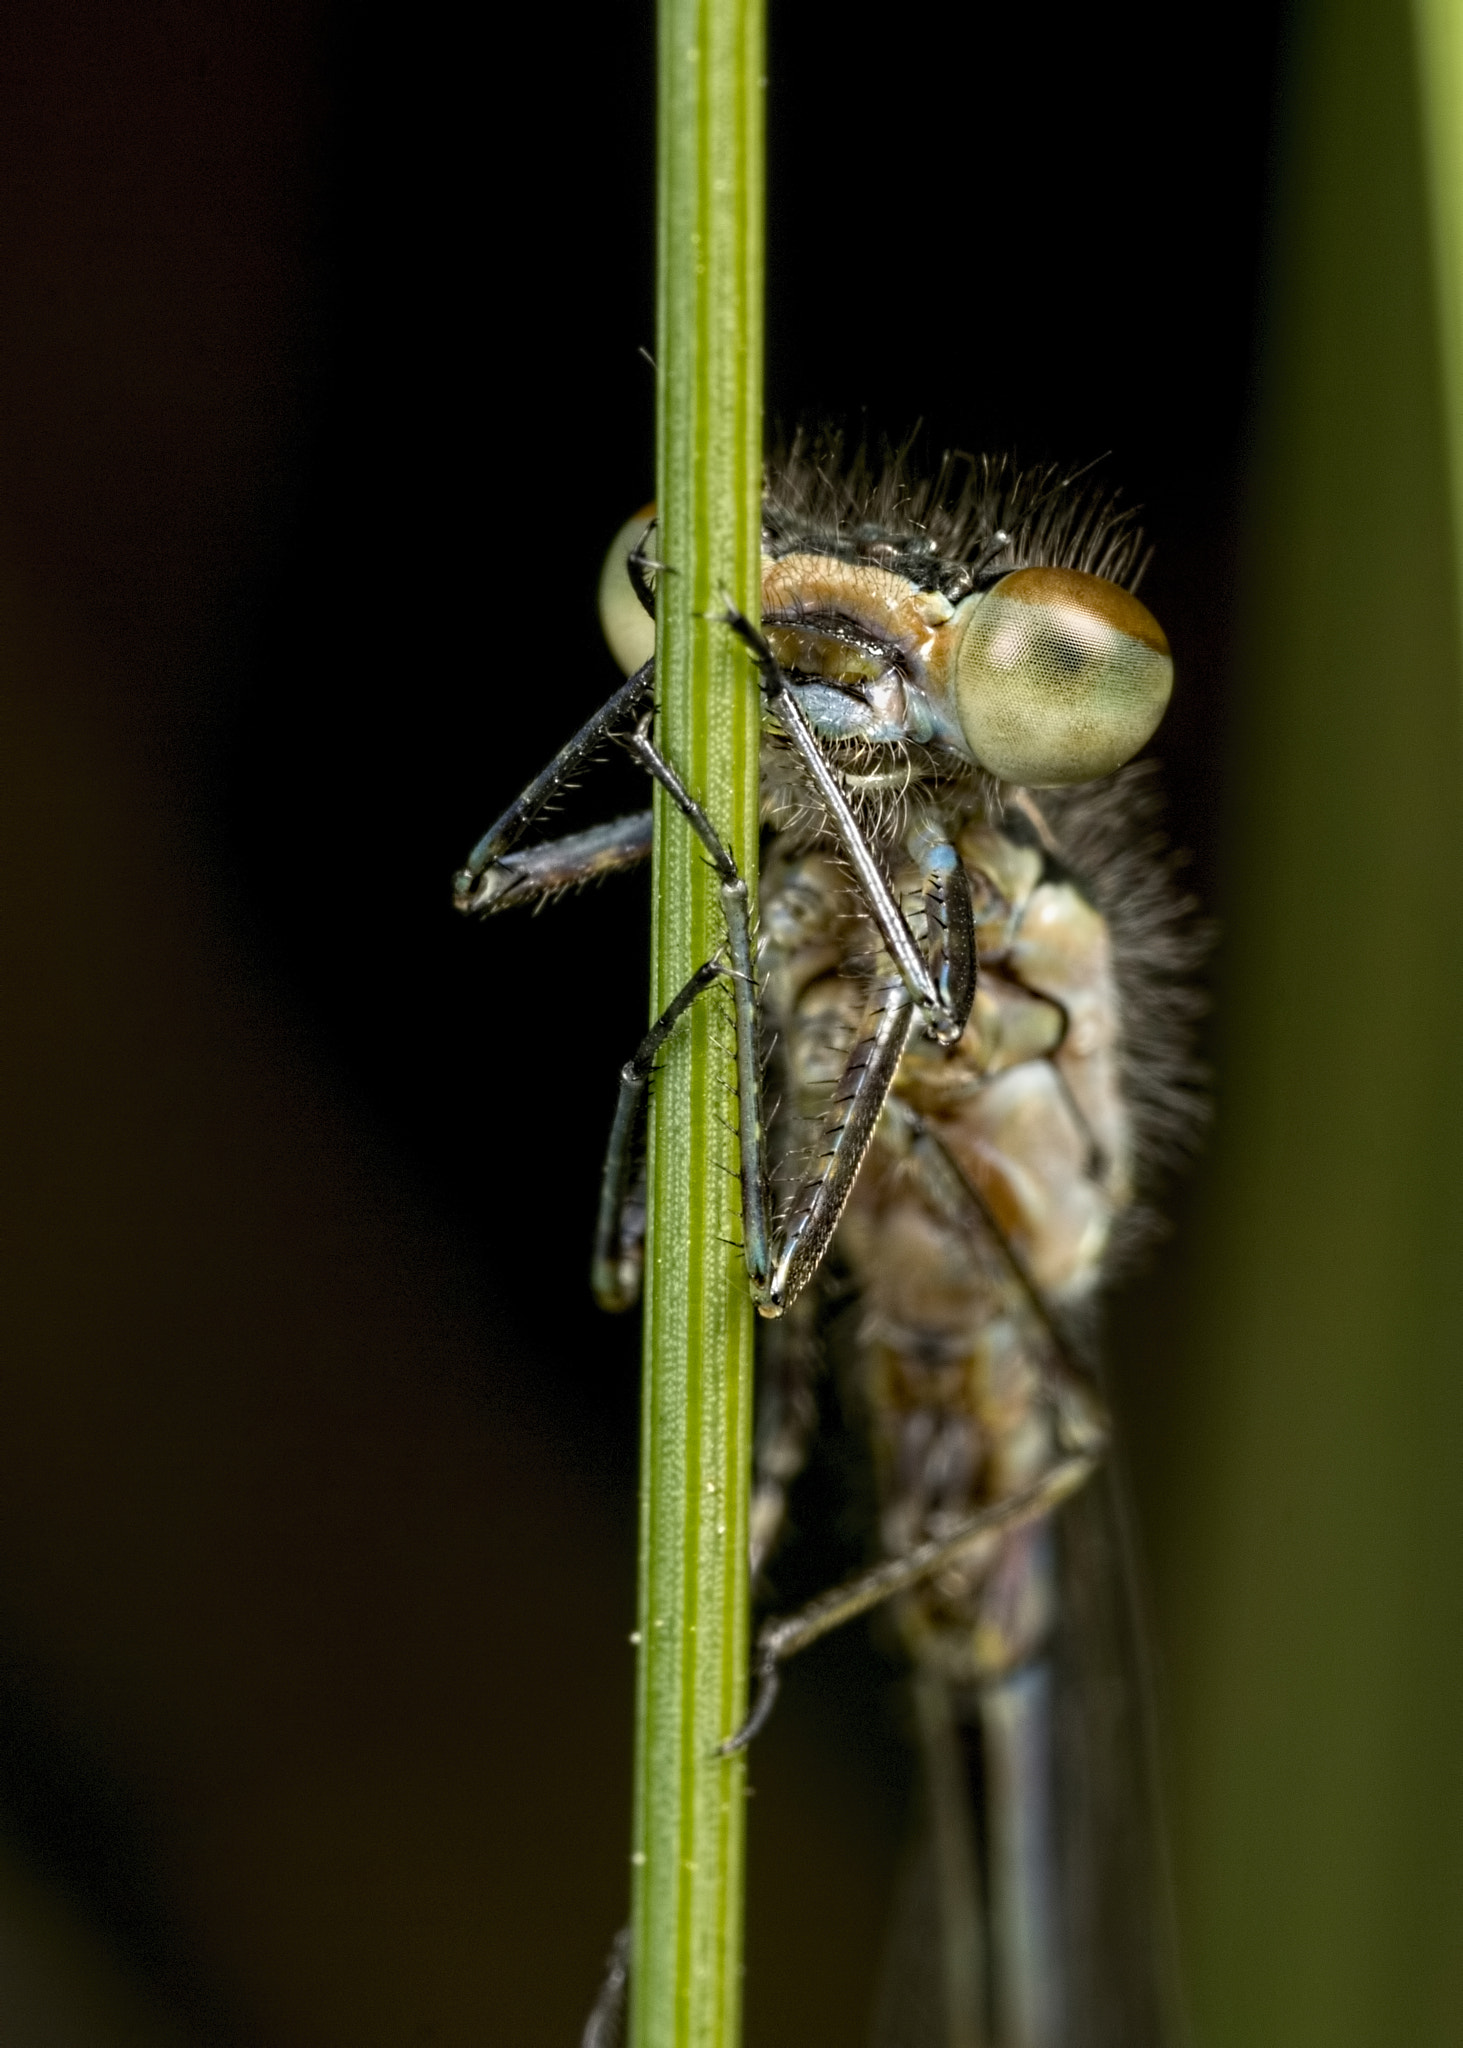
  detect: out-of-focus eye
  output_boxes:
[952,566,1172,786]
[597,505,657,675]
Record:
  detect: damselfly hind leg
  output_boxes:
[719,1451,1098,1755]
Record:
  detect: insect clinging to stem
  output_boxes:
[456,437,1204,2048]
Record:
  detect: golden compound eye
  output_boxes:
[952,566,1173,786]
[597,505,657,675]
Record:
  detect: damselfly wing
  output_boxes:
[456,443,1204,2048]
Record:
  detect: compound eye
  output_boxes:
[597,505,657,675]
[953,567,1173,786]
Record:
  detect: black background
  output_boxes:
[0,2,1287,2040]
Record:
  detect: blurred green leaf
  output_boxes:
[1165,1,1463,2040]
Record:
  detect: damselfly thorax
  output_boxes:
[458,445,1203,2048]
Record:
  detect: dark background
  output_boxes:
[0,2,1301,2042]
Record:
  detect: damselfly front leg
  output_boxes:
[460,811,653,911]
[727,604,977,1047]
[451,662,654,914]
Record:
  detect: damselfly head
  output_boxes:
[596,466,1174,787]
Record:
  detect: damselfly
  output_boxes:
[455,441,1204,2047]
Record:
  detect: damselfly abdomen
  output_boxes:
[456,443,1204,2048]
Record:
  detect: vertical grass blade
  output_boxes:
[1167,1,1463,2040]
[630,1,764,2044]
[1415,0,1463,666]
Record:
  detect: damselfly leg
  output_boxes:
[451,662,654,913]
[580,1925,631,2048]
[723,1449,1098,1753]
[466,811,652,912]
[725,606,977,1049]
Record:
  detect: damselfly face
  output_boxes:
[603,456,1173,789]
[467,442,1203,2048]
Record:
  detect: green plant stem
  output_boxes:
[630,2,764,2045]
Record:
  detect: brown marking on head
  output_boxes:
[993,567,1170,656]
